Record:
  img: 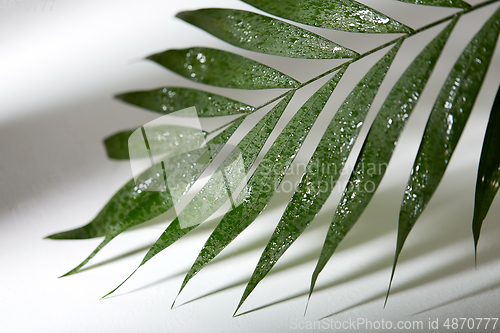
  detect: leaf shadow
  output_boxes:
[177,177,479,316]
[236,224,475,317]
[175,247,324,309]
[412,279,500,315]
[104,269,188,299]
[209,176,409,266]
[0,97,157,224]
[77,243,154,274]
[74,213,224,276]
[320,255,500,320]
[173,187,403,307]
[80,160,478,306]
[94,179,397,283]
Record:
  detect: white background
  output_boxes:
[1,0,500,332]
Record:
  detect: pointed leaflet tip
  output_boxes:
[114,93,126,101]
[304,293,312,317]
[173,279,188,309]
[58,237,114,277]
[472,83,500,266]
[180,70,347,310]
[307,264,322,311]
[145,53,161,62]
[233,301,243,318]
[171,293,180,309]
[101,269,138,299]
[59,269,76,279]
[397,6,500,283]
[474,243,478,270]
[45,226,91,240]
[174,93,295,296]
[310,19,457,308]
[473,221,480,270]
[384,257,399,308]
[55,121,244,288]
[234,283,254,318]
[175,10,190,21]
[236,42,402,312]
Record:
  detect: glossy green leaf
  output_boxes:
[391,7,500,296]
[176,8,358,59]
[175,68,348,307]
[473,85,500,255]
[47,119,243,276]
[309,19,457,302]
[241,0,412,33]
[147,47,300,89]
[161,93,294,232]
[103,130,135,160]
[103,93,295,297]
[235,42,403,313]
[116,87,255,116]
[396,0,470,8]
[47,120,241,240]
[104,125,207,160]
[49,0,500,313]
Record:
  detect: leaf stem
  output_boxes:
[249,0,500,114]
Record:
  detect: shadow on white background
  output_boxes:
[1,0,500,332]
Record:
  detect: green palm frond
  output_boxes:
[47,0,500,316]
[473,85,500,260]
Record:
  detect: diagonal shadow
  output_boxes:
[76,155,476,303]
[175,247,325,308]
[235,228,474,317]
[0,97,157,224]
[179,215,471,314]
[232,169,485,316]
[77,243,154,274]
[104,269,188,299]
[185,179,420,272]
[412,279,500,315]
[68,213,222,276]
[176,176,469,308]
[88,180,399,281]
[320,254,500,320]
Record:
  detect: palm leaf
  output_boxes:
[241,0,412,33]
[473,84,500,258]
[176,8,358,59]
[389,6,500,301]
[103,92,295,297]
[116,87,255,116]
[173,68,347,306]
[147,47,299,89]
[47,119,243,276]
[309,18,457,303]
[47,0,500,316]
[233,41,403,314]
[104,124,206,160]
